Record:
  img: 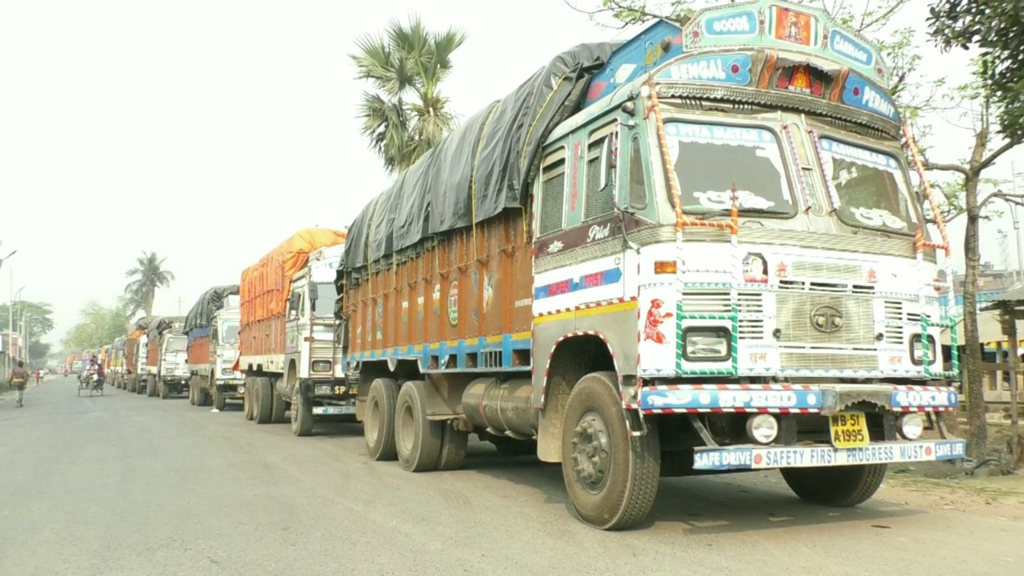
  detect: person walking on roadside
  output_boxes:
[34,369,41,386]
[8,360,29,408]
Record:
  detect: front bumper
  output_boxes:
[637,384,959,414]
[162,377,188,385]
[312,405,357,416]
[693,439,967,471]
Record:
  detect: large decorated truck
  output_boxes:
[184,285,242,410]
[237,229,349,435]
[337,0,966,530]
[126,317,154,394]
[143,316,188,399]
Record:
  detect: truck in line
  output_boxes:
[184,285,243,410]
[125,317,154,394]
[237,229,349,435]
[335,0,965,530]
[143,316,189,399]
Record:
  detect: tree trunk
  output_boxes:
[963,129,990,458]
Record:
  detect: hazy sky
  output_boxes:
[1,0,1020,347]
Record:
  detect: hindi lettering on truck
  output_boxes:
[333,0,966,530]
[236,228,349,436]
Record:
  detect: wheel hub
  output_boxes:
[570,410,611,493]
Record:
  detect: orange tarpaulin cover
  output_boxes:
[127,329,145,340]
[239,228,346,327]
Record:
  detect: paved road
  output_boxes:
[1,377,1019,575]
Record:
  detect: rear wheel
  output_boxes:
[780,464,887,507]
[147,376,157,397]
[197,385,210,407]
[189,381,197,405]
[364,378,398,461]
[395,381,442,473]
[290,387,314,436]
[253,377,272,424]
[244,378,254,421]
[561,371,660,531]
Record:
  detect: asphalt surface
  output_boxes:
[0,376,1019,575]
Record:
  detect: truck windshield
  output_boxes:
[664,121,795,216]
[817,137,917,233]
[311,282,337,318]
[165,338,186,353]
[220,321,239,344]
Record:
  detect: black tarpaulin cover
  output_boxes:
[148,316,185,339]
[343,41,617,269]
[134,316,157,332]
[184,285,240,334]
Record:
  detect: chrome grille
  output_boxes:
[776,292,875,346]
[884,300,904,344]
[311,341,335,358]
[679,291,765,340]
[780,353,878,370]
[790,261,863,282]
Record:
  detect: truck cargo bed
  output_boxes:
[345,209,531,371]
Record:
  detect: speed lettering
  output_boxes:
[718,390,798,408]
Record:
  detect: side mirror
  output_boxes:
[288,292,301,312]
[309,283,319,302]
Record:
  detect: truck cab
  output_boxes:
[281,243,350,419]
[211,297,244,399]
[159,331,189,392]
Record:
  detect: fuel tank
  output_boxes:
[461,378,538,439]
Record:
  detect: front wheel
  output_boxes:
[213,386,226,411]
[780,464,887,507]
[290,387,314,437]
[560,371,660,531]
[159,380,170,399]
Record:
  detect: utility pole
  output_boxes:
[1013,161,1023,285]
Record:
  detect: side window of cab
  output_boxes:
[537,147,568,237]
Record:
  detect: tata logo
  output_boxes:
[587,223,612,243]
[829,30,874,66]
[810,305,844,333]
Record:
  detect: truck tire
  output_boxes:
[395,380,443,473]
[270,382,288,424]
[780,464,887,507]
[254,377,273,424]
[213,386,226,411]
[244,378,254,420]
[133,376,142,394]
[290,387,314,437]
[160,380,170,399]
[364,378,398,461]
[147,376,157,397]
[561,371,660,531]
[189,380,197,405]
[436,424,468,471]
[197,386,211,407]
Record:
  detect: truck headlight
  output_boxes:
[910,334,938,366]
[312,360,331,373]
[221,368,233,376]
[682,327,731,362]
[314,384,332,395]
[897,413,925,440]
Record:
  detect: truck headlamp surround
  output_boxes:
[312,360,332,373]
[681,327,731,362]
[909,334,938,366]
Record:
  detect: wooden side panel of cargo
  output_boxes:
[346,209,531,368]
[147,341,159,367]
[239,316,284,358]
[125,338,138,370]
[187,336,211,366]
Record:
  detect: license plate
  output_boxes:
[828,412,869,448]
[313,406,356,415]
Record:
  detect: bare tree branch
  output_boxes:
[924,161,971,177]
[976,138,1023,174]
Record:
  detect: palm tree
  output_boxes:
[350,15,467,173]
[124,251,175,316]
